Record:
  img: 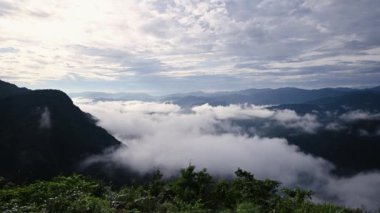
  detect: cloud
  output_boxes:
[0,47,18,53]
[75,99,380,209]
[76,99,329,184]
[0,1,17,16]
[273,109,320,133]
[325,122,345,131]
[192,104,320,133]
[325,173,380,210]
[340,110,380,121]
[1,0,380,92]
[39,106,51,129]
[192,104,275,119]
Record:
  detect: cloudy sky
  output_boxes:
[1,0,380,94]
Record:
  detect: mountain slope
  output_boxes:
[0,81,121,182]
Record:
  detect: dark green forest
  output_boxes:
[0,166,363,213]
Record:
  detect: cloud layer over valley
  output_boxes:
[74,99,380,209]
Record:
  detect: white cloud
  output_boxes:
[39,106,51,129]
[325,122,345,131]
[75,99,380,209]
[192,104,320,133]
[325,173,380,210]
[1,0,380,91]
[340,110,380,121]
[192,104,275,119]
[273,109,320,133]
[75,100,325,180]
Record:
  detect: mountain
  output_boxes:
[0,80,29,99]
[0,80,121,182]
[266,91,380,175]
[286,119,380,176]
[307,91,380,111]
[162,87,360,107]
[70,86,380,107]
[368,85,380,92]
[273,91,380,114]
[70,91,155,101]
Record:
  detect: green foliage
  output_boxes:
[232,168,281,208]
[236,202,261,213]
[169,165,214,204]
[0,175,113,212]
[0,167,366,213]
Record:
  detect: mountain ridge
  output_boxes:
[161,87,372,106]
[69,86,379,106]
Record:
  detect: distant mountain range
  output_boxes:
[162,86,380,107]
[271,91,380,114]
[71,86,380,108]
[0,80,121,182]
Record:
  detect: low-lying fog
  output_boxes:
[74,98,380,210]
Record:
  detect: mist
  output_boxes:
[74,99,380,210]
[39,106,52,129]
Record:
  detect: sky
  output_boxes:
[0,0,380,95]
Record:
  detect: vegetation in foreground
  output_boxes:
[0,166,364,213]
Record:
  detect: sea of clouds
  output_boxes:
[74,99,380,210]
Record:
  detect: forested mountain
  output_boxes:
[0,80,121,182]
